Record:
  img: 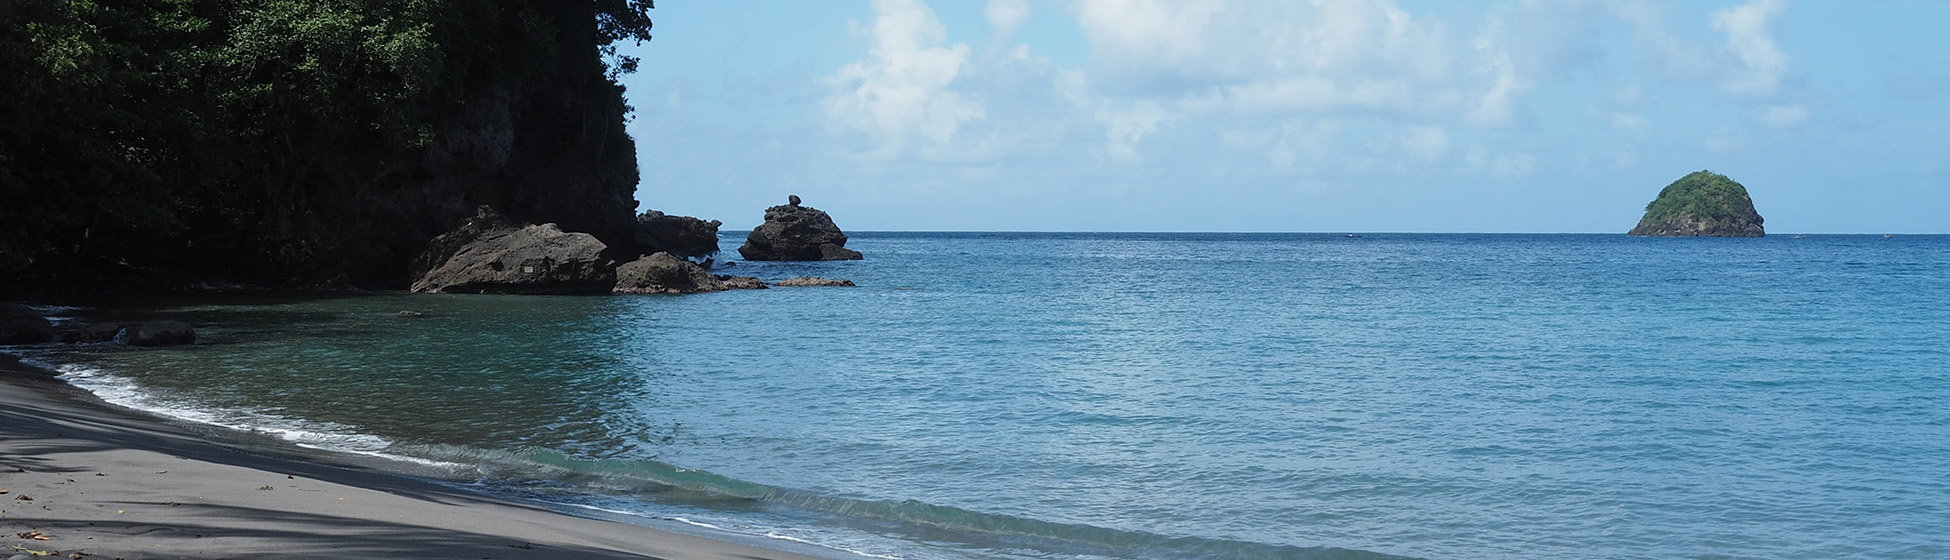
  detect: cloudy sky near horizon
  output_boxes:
[621,0,1949,233]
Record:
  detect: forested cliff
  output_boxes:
[1,0,654,293]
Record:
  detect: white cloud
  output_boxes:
[824,0,983,152]
[1712,0,1789,98]
[1469,18,1529,126]
[985,0,1030,41]
[1072,0,1469,114]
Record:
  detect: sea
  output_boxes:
[10,233,1949,560]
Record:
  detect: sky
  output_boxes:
[619,0,1950,233]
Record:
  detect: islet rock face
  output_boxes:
[738,197,863,261]
[1628,170,1765,237]
[633,210,722,259]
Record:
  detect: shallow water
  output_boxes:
[18,233,1950,560]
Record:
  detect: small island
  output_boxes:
[1628,170,1765,237]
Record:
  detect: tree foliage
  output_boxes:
[0,0,652,293]
[1640,170,1759,225]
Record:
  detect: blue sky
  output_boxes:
[620,0,1949,233]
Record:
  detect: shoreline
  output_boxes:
[0,352,844,560]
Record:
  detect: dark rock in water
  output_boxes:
[633,210,723,259]
[0,304,54,344]
[614,253,768,294]
[124,321,195,346]
[411,206,616,294]
[1629,170,1765,237]
[773,277,856,287]
[55,322,123,344]
[738,197,863,261]
[716,275,768,290]
[819,244,864,260]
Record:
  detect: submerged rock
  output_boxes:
[633,210,723,260]
[411,206,616,294]
[123,321,195,346]
[0,303,54,344]
[1629,170,1765,237]
[773,277,856,287]
[614,252,767,294]
[738,196,863,261]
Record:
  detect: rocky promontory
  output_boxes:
[738,196,863,261]
[1628,170,1765,237]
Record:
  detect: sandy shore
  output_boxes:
[0,354,839,560]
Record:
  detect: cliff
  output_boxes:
[1628,171,1765,237]
[0,1,655,294]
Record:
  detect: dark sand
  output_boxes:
[0,354,839,560]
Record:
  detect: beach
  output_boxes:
[0,354,834,560]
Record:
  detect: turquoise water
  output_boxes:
[16,233,1950,560]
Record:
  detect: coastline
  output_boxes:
[0,353,840,560]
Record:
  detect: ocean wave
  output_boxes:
[52,363,469,472]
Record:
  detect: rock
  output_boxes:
[55,322,123,344]
[613,253,764,294]
[0,304,54,344]
[411,208,616,294]
[1629,170,1765,237]
[124,321,195,346]
[633,210,723,259]
[716,275,768,290]
[397,311,426,318]
[738,197,863,261]
[773,276,856,287]
[409,205,520,280]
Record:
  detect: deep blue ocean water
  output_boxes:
[14,233,1950,560]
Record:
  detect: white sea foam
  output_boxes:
[53,363,467,471]
[561,504,910,560]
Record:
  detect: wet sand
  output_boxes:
[0,354,837,560]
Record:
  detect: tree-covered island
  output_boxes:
[1627,170,1765,237]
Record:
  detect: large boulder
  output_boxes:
[0,304,54,344]
[1628,170,1765,237]
[633,210,723,259]
[738,196,863,261]
[613,252,766,294]
[124,321,195,347]
[411,207,616,294]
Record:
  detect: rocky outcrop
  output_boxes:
[773,277,856,287]
[0,304,54,344]
[1629,170,1765,237]
[123,321,195,347]
[55,322,123,344]
[613,252,766,294]
[633,210,722,259]
[411,208,616,294]
[738,196,863,261]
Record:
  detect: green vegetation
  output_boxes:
[1,0,653,292]
[1640,170,1756,224]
